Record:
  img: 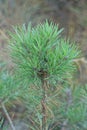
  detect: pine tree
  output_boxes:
[9,21,80,130]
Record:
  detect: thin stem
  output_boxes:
[41,78,47,130]
[1,103,16,130]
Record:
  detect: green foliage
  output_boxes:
[20,85,42,112]
[0,63,20,104]
[57,85,87,130]
[8,21,83,130]
[9,21,80,86]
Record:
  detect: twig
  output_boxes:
[1,103,16,130]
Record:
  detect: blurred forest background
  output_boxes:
[0,0,87,84]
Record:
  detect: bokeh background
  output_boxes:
[0,0,87,84]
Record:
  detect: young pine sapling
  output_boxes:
[9,21,80,130]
